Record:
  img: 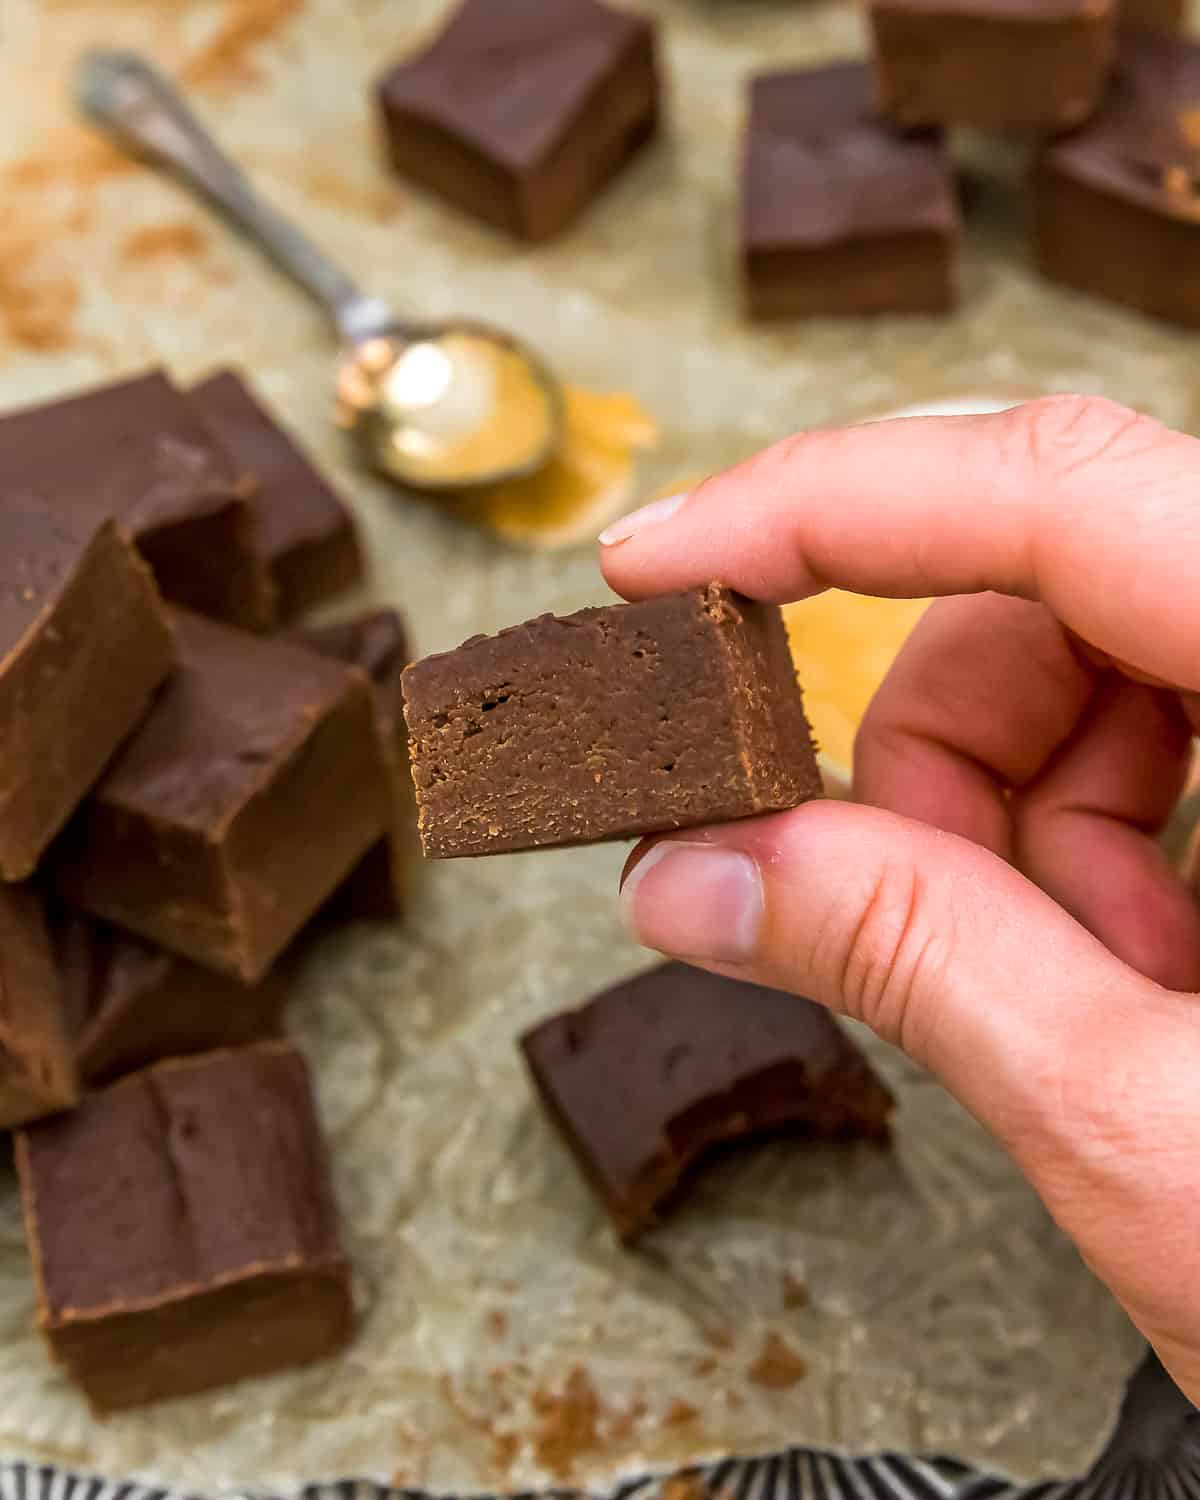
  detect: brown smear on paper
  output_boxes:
[747,1333,807,1391]
[182,0,306,89]
[122,222,209,262]
[459,387,659,551]
[530,1366,602,1480]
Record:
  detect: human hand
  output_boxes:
[600,396,1200,1402]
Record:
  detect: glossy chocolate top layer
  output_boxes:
[744,64,958,250]
[378,0,653,170]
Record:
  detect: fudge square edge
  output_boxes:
[53,609,391,983]
[14,1039,353,1414]
[402,584,822,859]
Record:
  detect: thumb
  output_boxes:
[620,800,1200,1400]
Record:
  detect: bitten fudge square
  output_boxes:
[1032,30,1200,327]
[0,371,272,630]
[522,962,895,1241]
[741,65,959,322]
[15,1041,352,1414]
[402,584,821,859]
[189,369,364,621]
[0,885,79,1130]
[0,494,175,879]
[53,610,391,983]
[868,0,1116,131]
[376,0,659,243]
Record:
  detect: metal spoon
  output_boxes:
[76,50,564,492]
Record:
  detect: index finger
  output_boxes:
[600,395,1200,691]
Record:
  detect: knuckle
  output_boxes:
[1013,394,1158,483]
[822,858,948,1056]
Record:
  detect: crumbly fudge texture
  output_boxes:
[377,0,659,242]
[15,1041,352,1413]
[0,885,79,1129]
[0,371,272,628]
[1032,29,1200,326]
[0,494,175,879]
[402,584,822,859]
[190,369,363,621]
[53,610,390,982]
[868,0,1116,130]
[522,961,895,1240]
[742,64,959,320]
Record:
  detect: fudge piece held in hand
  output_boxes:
[0,372,272,629]
[1032,30,1200,326]
[293,609,412,923]
[377,0,659,242]
[15,1041,352,1414]
[522,962,895,1241]
[742,64,959,321]
[54,611,390,983]
[0,886,78,1129]
[402,584,821,859]
[54,911,288,1088]
[868,0,1116,130]
[190,370,364,621]
[0,495,175,879]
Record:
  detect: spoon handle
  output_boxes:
[76,50,395,344]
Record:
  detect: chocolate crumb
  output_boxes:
[747,1332,807,1390]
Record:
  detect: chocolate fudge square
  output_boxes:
[15,1041,352,1413]
[54,611,390,983]
[293,609,412,923]
[1032,30,1200,326]
[0,495,175,879]
[190,370,364,621]
[0,371,273,629]
[377,0,659,242]
[868,0,1116,130]
[0,886,78,1129]
[522,962,894,1241]
[54,911,288,1088]
[742,66,959,321]
[403,584,821,859]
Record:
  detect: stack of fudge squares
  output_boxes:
[0,367,412,1413]
[377,0,1200,326]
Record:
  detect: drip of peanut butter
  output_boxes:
[457,385,658,550]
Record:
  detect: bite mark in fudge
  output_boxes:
[0,886,78,1129]
[292,609,412,924]
[377,0,659,242]
[53,610,390,983]
[0,371,273,629]
[0,494,175,879]
[402,585,821,859]
[522,962,895,1241]
[189,370,364,621]
[1032,29,1200,326]
[868,0,1116,130]
[741,65,959,321]
[54,911,288,1087]
[15,1041,352,1414]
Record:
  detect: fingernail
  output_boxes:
[620,841,764,963]
[598,491,688,547]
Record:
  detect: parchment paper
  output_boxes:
[0,0,1187,1490]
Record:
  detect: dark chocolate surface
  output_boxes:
[0,495,175,880]
[54,610,390,981]
[377,0,659,240]
[403,585,822,858]
[0,372,271,628]
[744,65,958,251]
[522,962,894,1239]
[0,885,78,1130]
[54,912,288,1086]
[189,370,363,620]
